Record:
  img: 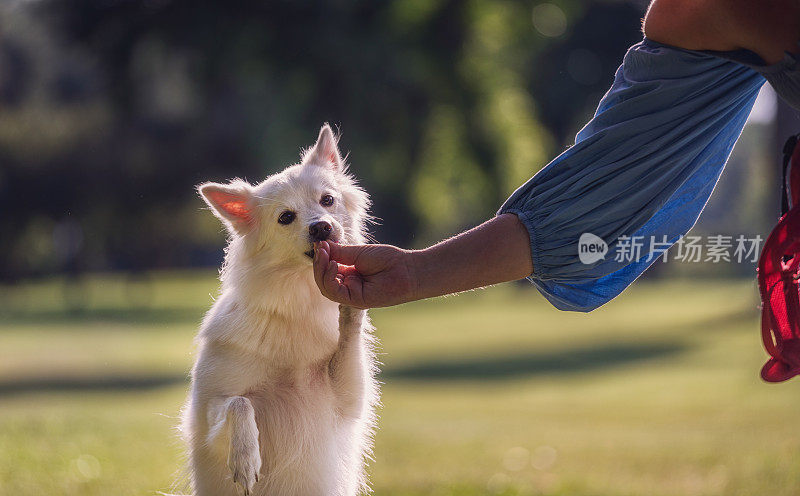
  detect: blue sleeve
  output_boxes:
[498,38,765,312]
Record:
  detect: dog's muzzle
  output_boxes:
[309,221,333,242]
[306,221,338,258]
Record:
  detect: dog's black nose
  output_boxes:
[309,221,333,241]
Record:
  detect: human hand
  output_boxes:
[312,241,417,308]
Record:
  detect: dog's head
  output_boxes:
[198,124,370,268]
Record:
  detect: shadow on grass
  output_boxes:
[0,297,756,328]
[0,306,750,392]
[0,342,683,395]
[671,307,757,334]
[0,374,188,397]
[382,341,688,381]
[382,306,754,381]
[0,307,205,326]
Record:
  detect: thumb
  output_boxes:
[327,242,366,266]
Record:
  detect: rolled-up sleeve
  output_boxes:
[499,38,765,312]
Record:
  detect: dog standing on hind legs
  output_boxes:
[181,124,379,496]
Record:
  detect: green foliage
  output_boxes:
[412,105,492,240]
[460,0,553,196]
[0,0,645,278]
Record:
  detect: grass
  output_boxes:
[1,271,799,495]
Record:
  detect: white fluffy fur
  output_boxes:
[181,125,379,496]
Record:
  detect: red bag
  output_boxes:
[759,134,800,382]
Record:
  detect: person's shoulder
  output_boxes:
[642,0,733,51]
[643,0,799,63]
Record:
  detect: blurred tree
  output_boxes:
[0,0,646,280]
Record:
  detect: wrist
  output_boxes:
[404,248,427,303]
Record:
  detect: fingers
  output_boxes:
[326,242,364,266]
[336,264,361,278]
[323,259,345,297]
[313,241,331,293]
[314,242,356,305]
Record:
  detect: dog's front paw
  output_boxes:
[227,439,261,495]
[338,304,365,331]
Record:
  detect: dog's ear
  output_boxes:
[198,181,255,235]
[302,124,343,171]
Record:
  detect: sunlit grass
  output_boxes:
[1,272,798,495]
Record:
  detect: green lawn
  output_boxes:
[1,272,798,496]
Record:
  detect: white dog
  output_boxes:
[181,124,379,496]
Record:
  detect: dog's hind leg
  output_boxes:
[328,306,368,419]
[207,396,262,496]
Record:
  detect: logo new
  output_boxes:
[578,233,608,264]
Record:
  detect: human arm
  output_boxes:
[317,36,765,311]
[643,0,799,64]
[312,213,533,308]
[313,0,776,311]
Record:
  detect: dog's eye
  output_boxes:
[320,194,334,207]
[278,210,296,225]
